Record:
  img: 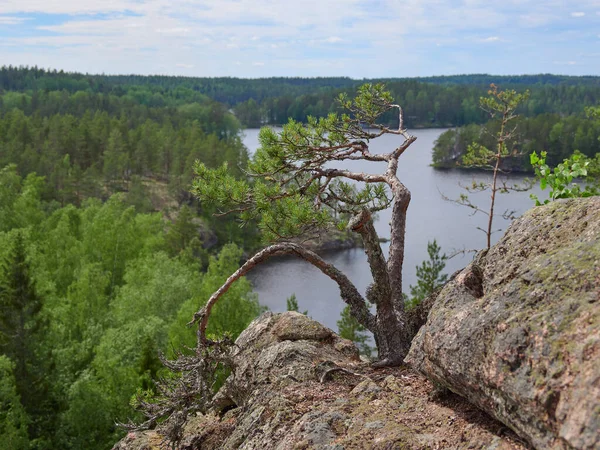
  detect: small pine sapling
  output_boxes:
[407,239,448,309]
[447,84,530,248]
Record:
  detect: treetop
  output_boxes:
[192,83,415,243]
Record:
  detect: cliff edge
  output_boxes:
[114,312,524,449]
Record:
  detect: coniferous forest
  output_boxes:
[0,66,599,448]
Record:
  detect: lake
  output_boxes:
[241,128,543,332]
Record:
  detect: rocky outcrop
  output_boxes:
[115,312,525,449]
[407,198,600,449]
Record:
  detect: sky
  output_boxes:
[0,0,599,78]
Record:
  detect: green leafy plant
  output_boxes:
[585,106,600,119]
[286,293,308,315]
[337,305,372,358]
[530,151,597,205]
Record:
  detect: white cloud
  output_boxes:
[571,12,586,17]
[176,63,194,68]
[518,14,554,27]
[1,0,599,77]
[0,15,28,25]
[308,36,346,46]
[480,36,500,42]
[0,0,141,15]
[156,27,190,35]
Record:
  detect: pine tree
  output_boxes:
[0,231,46,441]
[286,294,299,312]
[0,356,29,450]
[191,84,418,366]
[407,240,448,309]
[453,85,530,248]
[337,306,372,357]
[286,293,307,315]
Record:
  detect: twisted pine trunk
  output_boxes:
[350,207,410,366]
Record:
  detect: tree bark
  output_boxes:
[387,177,411,314]
[350,209,410,365]
[384,177,413,363]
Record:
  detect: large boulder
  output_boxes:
[115,312,526,449]
[407,198,600,449]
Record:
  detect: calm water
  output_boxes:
[241,128,543,331]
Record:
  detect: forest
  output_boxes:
[432,110,600,171]
[0,66,598,449]
[3,66,600,128]
[0,68,264,449]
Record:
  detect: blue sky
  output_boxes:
[0,0,599,77]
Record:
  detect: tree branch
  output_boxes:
[190,242,375,346]
[315,168,387,184]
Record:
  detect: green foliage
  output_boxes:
[407,240,448,309]
[110,253,203,326]
[5,67,600,129]
[434,109,600,172]
[337,306,372,358]
[458,85,529,169]
[586,106,600,120]
[0,230,43,387]
[480,85,530,118]
[192,84,395,243]
[462,142,497,168]
[286,293,308,315]
[57,372,117,449]
[286,294,299,312]
[0,173,264,449]
[0,230,54,445]
[0,356,29,450]
[169,244,264,351]
[0,166,45,232]
[0,79,250,214]
[447,85,530,248]
[123,176,154,213]
[530,151,598,205]
[165,205,209,267]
